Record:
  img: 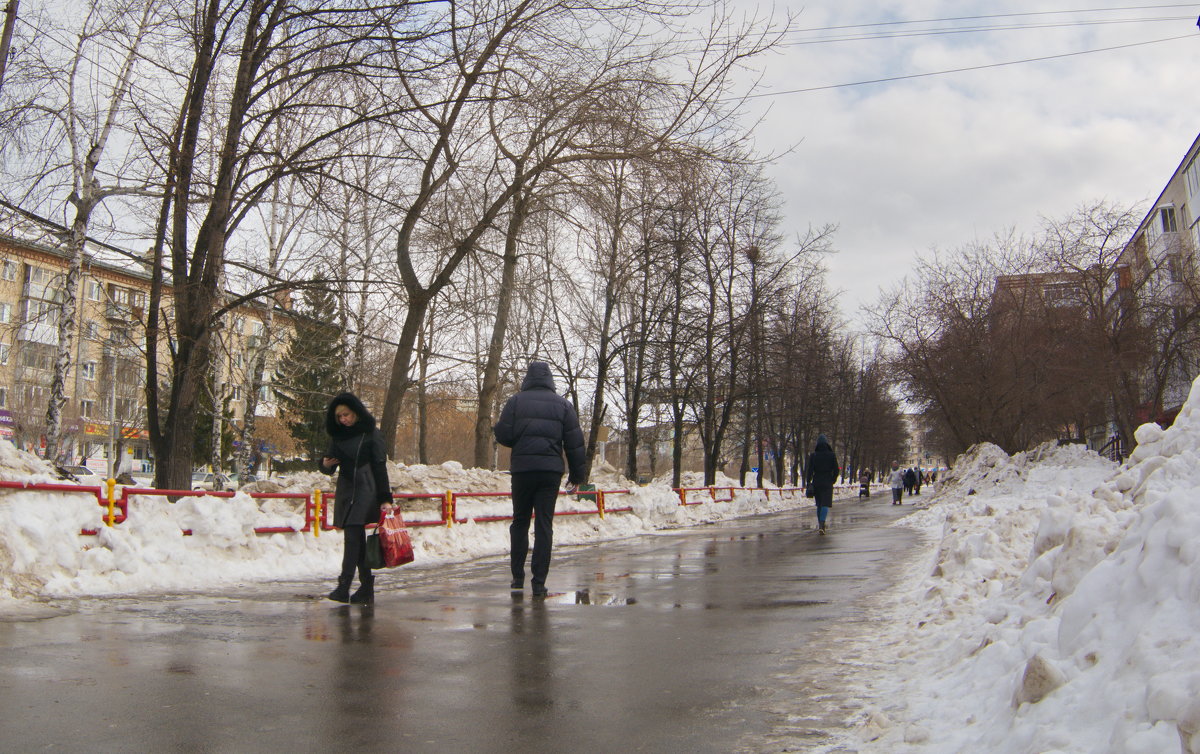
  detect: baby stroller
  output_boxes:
[858,472,870,498]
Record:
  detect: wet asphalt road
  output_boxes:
[0,496,923,753]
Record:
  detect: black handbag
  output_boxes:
[365,532,385,569]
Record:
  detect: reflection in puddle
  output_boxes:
[538,588,636,606]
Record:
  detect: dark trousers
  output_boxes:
[340,524,372,585]
[510,471,562,586]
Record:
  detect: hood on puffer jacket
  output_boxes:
[521,361,556,392]
[815,433,833,452]
[325,392,377,437]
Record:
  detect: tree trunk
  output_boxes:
[585,285,616,481]
[43,207,88,463]
[416,324,429,465]
[474,187,527,468]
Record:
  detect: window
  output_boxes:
[0,259,16,281]
[1117,265,1132,290]
[0,387,6,407]
[19,342,55,370]
[22,298,58,324]
[1160,206,1178,234]
[80,399,95,418]
[0,302,10,323]
[21,384,48,405]
[231,385,242,401]
[81,361,97,380]
[24,265,63,300]
[87,280,103,301]
[84,321,99,339]
[0,343,8,365]
[1186,155,1200,200]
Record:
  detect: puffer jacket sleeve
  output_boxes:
[493,395,518,448]
[562,402,587,485]
[369,429,391,504]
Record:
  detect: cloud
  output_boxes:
[734,1,1200,323]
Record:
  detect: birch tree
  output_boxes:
[8,0,159,463]
[139,0,420,490]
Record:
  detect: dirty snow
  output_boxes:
[821,375,1200,753]
[0,452,808,602]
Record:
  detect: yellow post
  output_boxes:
[313,489,322,537]
[106,478,117,526]
[445,491,455,527]
[597,490,605,519]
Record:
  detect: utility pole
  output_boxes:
[0,1,19,99]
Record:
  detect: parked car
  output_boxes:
[59,465,103,483]
[191,471,232,492]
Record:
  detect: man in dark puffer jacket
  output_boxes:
[494,361,587,596]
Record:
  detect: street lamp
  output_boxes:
[105,333,119,479]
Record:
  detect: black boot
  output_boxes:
[327,576,352,603]
[350,575,374,605]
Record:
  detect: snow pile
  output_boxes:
[0,441,65,484]
[0,441,808,603]
[841,375,1200,753]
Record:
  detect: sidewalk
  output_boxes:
[0,497,920,753]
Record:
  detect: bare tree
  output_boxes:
[1037,201,1199,453]
[7,0,159,463]
[138,0,420,490]
[0,0,19,99]
[377,0,783,454]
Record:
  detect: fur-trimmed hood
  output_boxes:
[325,392,377,438]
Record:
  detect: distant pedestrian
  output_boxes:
[888,462,905,505]
[858,469,871,498]
[903,467,916,495]
[494,361,587,597]
[913,467,923,495]
[804,434,840,534]
[320,392,393,605]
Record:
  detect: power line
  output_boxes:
[787,4,1200,34]
[743,32,1196,98]
[781,16,1194,46]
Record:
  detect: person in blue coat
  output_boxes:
[320,392,392,604]
[803,434,840,534]
[493,362,587,596]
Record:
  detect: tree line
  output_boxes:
[1,0,909,487]
[869,201,1200,460]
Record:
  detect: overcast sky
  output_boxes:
[728,1,1200,327]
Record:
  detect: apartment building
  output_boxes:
[0,213,295,474]
[1114,131,1200,425]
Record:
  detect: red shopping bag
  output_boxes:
[377,509,415,567]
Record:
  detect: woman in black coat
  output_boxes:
[320,392,392,604]
[804,434,840,535]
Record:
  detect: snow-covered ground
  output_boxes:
[0,448,810,602]
[4,376,1200,753]
[824,376,1200,754]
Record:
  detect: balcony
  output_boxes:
[105,302,144,323]
[17,321,58,346]
[22,281,63,303]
